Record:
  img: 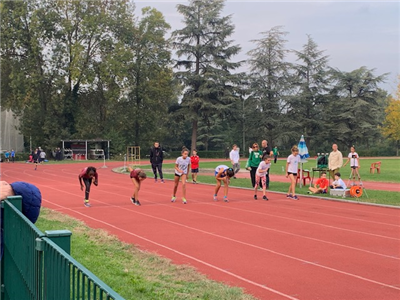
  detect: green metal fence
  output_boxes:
[1,196,125,300]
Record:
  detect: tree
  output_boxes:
[1,0,176,153]
[1,0,136,148]
[100,6,175,149]
[381,78,400,156]
[328,67,388,147]
[289,35,331,148]
[172,0,243,151]
[246,26,293,147]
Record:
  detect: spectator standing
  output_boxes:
[246,143,262,187]
[328,144,343,179]
[4,151,10,163]
[149,142,164,183]
[39,150,46,163]
[342,145,361,182]
[272,146,279,164]
[224,147,230,160]
[190,149,200,184]
[11,150,15,163]
[229,144,240,179]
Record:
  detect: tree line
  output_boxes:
[1,0,396,157]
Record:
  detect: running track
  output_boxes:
[2,162,399,300]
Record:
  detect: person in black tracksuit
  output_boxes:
[150,142,164,183]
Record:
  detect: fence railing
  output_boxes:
[1,196,125,300]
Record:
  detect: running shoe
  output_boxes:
[171,196,176,202]
[254,195,257,200]
[223,196,229,202]
[154,178,158,183]
[213,195,218,201]
[131,197,136,204]
[161,179,165,183]
[182,198,187,204]
[292,195,299,200]
[135,200,141,206]
[83,200,91,207]
[263,195,268,201]
[286,194,292,198]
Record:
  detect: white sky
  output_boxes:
[133,0,400,95]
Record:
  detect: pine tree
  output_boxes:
[172,0,243,151]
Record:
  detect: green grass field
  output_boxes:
[35,209,256,300]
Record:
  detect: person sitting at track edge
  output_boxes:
[308,172,329,194]
[330,172,347,190]
[1,181,42,259]
[213,165,235,202]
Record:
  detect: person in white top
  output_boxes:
[285,145,300,200]
[171,148,191,204]
[330,172,347,189]
[229,144,240,179]
[342,145,361,182]
[254,156,271,200]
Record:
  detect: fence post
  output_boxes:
[45,230,71,255]
[44,230,72,300]
[4,196,22,212]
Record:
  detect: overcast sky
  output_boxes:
[134,0,399,95]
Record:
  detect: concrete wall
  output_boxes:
[0,109,24,152]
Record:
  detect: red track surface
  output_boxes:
[2,162,400,300]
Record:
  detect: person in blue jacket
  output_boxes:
[1,181,42,259]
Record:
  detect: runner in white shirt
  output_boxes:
[254,156,271,200]
[171,148,191,204]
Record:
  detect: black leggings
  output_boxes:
[83,178,92,200]
[152,163,163,179]
[250,167,257,187]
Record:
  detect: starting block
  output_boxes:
[330,189,350,198]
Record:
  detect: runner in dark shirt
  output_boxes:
[128,167,147,206]
[78,167,98,207]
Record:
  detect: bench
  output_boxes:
[370,161,381,174]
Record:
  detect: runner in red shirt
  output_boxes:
[190,149,200,184]
[78,166,98,207]
[128,167,147,206]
